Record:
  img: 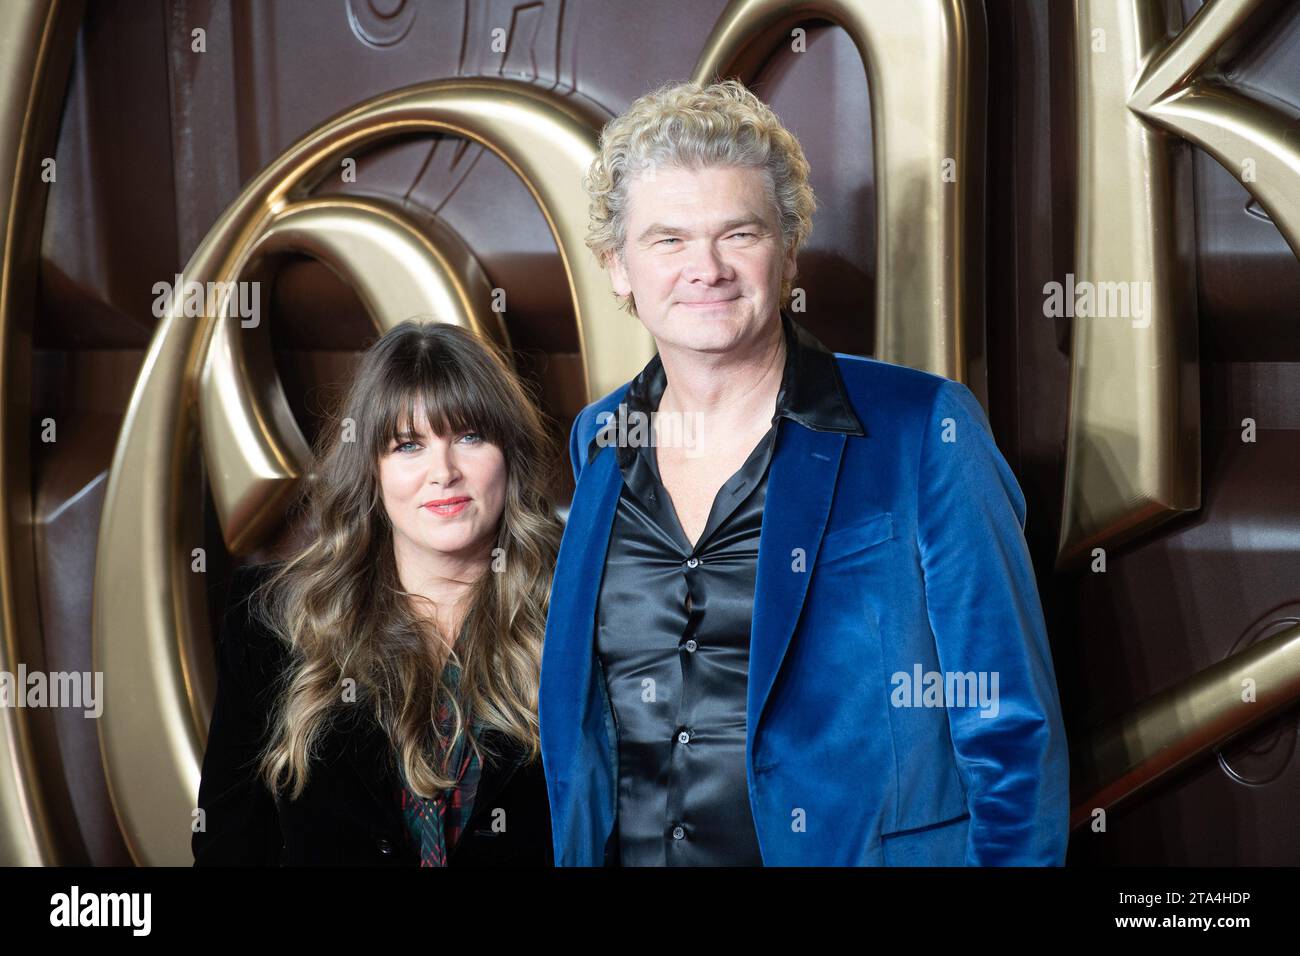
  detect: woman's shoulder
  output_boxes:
[228,559,281,596]
[217,561,292,695]
[222,562,282,636]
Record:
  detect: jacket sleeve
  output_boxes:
[192,565,285,865]
[915,379,1070,865]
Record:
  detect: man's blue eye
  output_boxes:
[657,237,680,246]
[730,232,755,239]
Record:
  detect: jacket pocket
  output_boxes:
[881,805,970,838]
[880,808,971,866]
[819,511,894,563]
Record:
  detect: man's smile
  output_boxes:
[678,295,740,310]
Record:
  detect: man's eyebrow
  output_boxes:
[636,217,768,242]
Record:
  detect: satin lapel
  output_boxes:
[539,444,623,789]
[748,423,847,741]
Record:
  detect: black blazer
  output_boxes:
[192,563,554,866]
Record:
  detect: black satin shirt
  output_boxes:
[588,311,865,866]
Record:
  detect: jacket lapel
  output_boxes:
[539,440,624,862]
[748,422,847,743]
[462,729,528,820]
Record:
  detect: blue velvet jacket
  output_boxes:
[539,322,1070,866]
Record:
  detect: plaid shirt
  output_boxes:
[397,662,482,866]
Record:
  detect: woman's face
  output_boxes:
[377,406,508,569]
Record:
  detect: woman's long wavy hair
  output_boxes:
[249,320,563,800]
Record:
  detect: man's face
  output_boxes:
[607,163,796,355]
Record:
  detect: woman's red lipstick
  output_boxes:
[422,496,470,517]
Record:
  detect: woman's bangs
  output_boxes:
[380,361,511,449]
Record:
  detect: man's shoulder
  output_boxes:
[831,351,955,420]
[829,353,999,453]
[571,382,635,446]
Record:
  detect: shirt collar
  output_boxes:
[588,309,864,465]
[772,309,865,436]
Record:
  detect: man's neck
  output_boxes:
[655,314,786,427]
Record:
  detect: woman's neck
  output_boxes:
[393,541,489,649]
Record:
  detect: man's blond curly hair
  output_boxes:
[582,78,816,317]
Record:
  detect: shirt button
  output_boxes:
[672,826,685,840]
[677,730,690,744]
[685,557,699,569]
[684,639,698,653]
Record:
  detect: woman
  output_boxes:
[193,320,562,866]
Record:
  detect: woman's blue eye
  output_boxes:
[458,431,484,444]
[394,440,418,453]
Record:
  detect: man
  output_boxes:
[539,79,1069,865]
